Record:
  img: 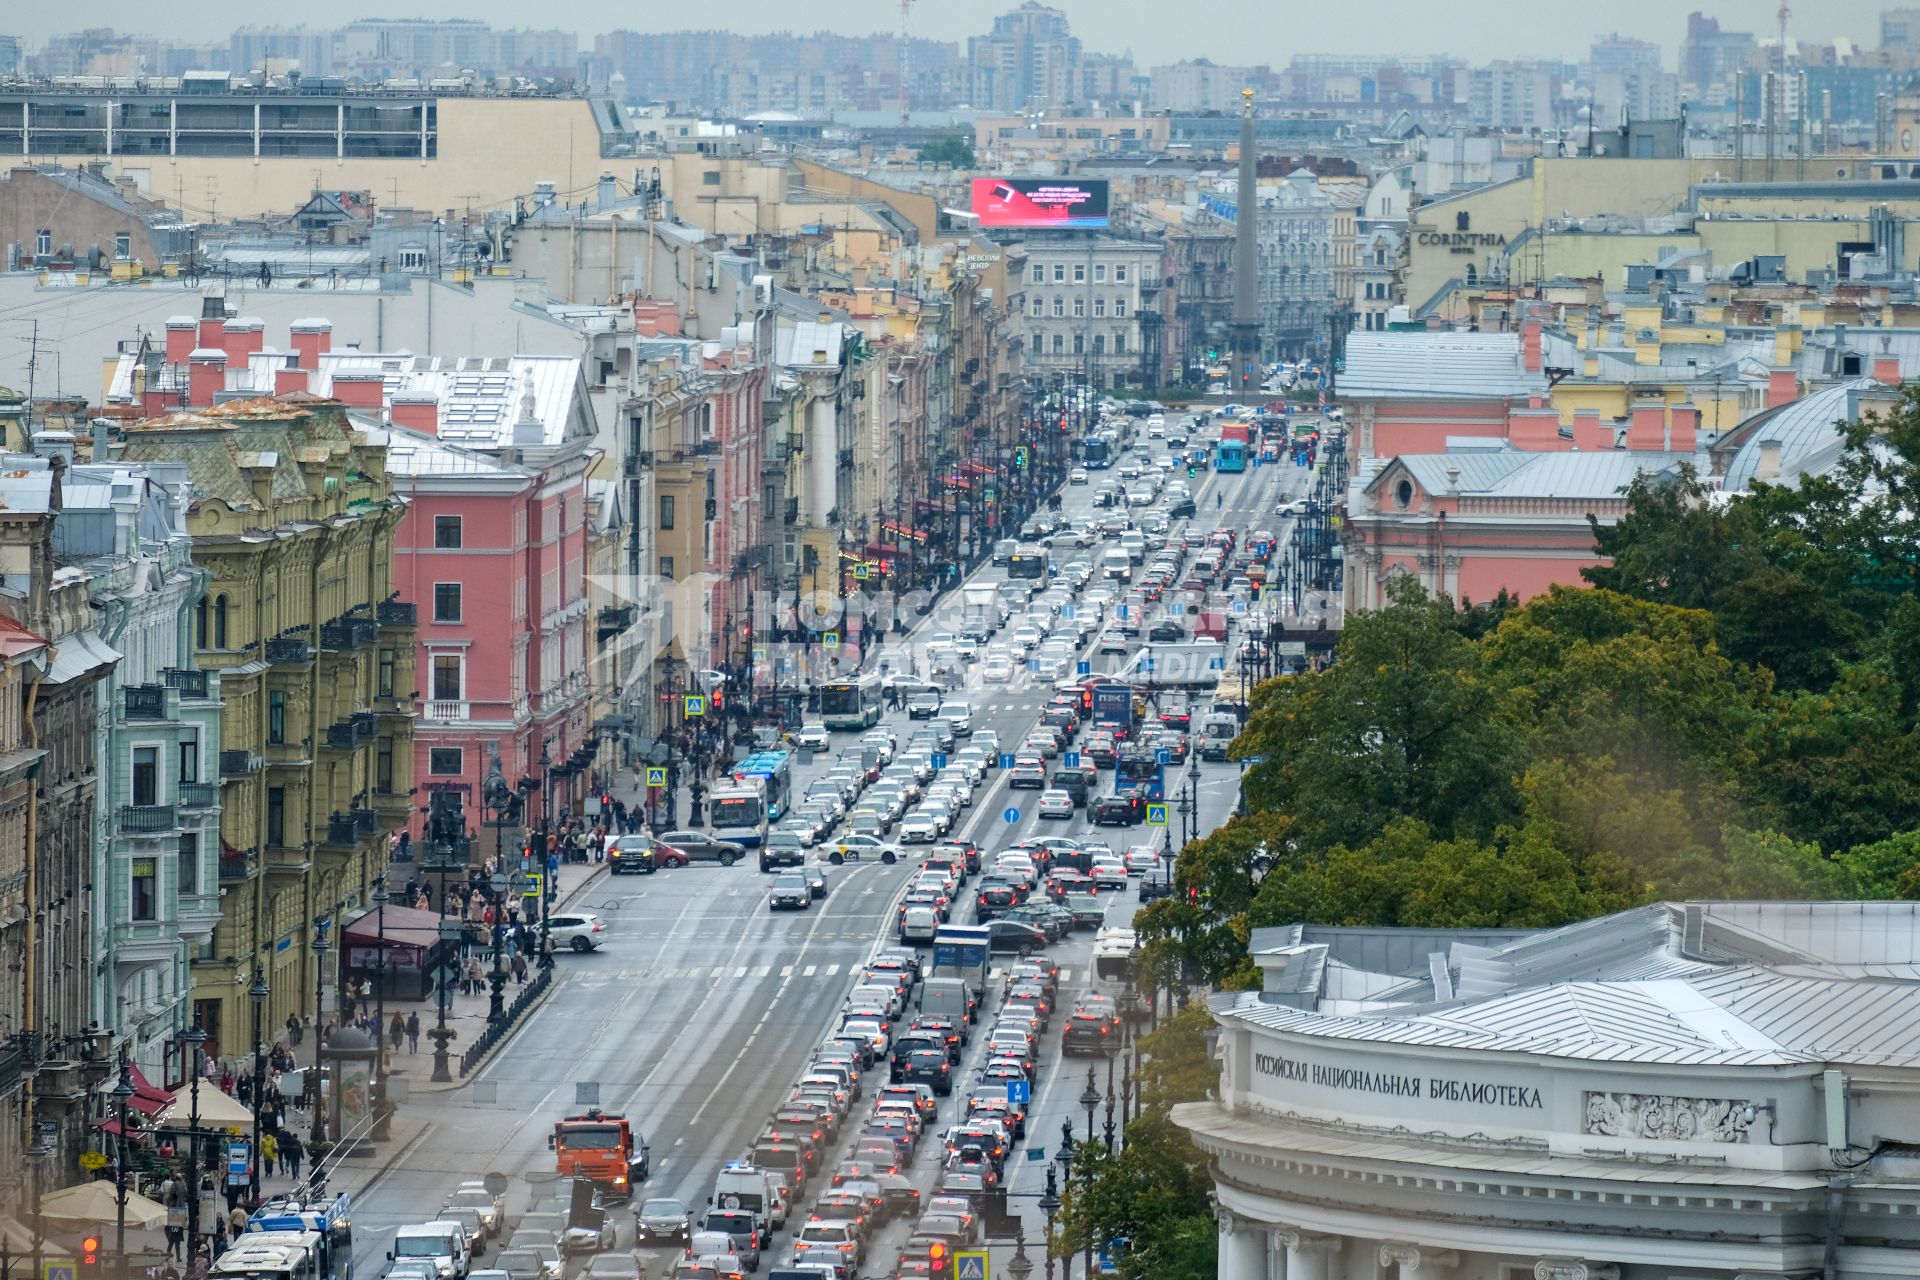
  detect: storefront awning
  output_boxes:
[95,1063,172,1114]
[963,461,995,477]
[880,521,927,543]
[342,903,448,950]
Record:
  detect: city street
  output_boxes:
[341,421,1311,1278]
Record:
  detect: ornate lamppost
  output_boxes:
[483,748,513,1024]
[184,1022,206,1257]
[248,966,269,1201]
[111,1048,134,1279]
[309,927,331,1138]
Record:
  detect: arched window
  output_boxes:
[195,597,208,648]
[214,595,229,650]
[1465,264,1479,286]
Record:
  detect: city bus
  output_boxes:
[1081,436,1112,469]
[1007,544,1052,586]
[1091,927,1140,997]
[731,749,794,821]
[1214,427,1249,473]
[708,778,770,847]
[819,673,883,730]
[1114,746,1166,802]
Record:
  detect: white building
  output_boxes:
[1178,902,1920,1280]
[1466,61,1558,131]
[1150,60,1265,113]
[1258,171,1336,359]
[1019,235,1161,390]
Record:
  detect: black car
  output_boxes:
[974,881,1019,921]
[1168,498,1197,518]
[984,920,1047,955]
[1091,790,1146,826]
[902,1049,955,1097]
[606,835,657,875]
[889,1032,945,1082]
[1148,620,1186,643]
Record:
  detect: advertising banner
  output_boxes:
[971,178,1110,229]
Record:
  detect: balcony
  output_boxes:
[0,1038,23,1099]
[163,668,209,699]
[218,847,255,881]
[219,750,261,777]
[425,700,469,722]
[264,846,310,874]
[349,618,380,648]
[265,638,313,665]
[180,781,218,809]
[324,723,357,750]
[319,621,352,651]
[377,600,417,628]
[120,804,178,834]
[596,606,635,644]
[351,710,379,742]
[123,684,166,720]
[351,808,379,837]
[325,816,357,847]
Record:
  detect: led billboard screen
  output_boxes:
[970,178,1111,230]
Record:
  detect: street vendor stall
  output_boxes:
[341,903,449,1001]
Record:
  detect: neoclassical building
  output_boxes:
[1176,903,1920,1280]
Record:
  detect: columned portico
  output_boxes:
[1217,1210,1265,1280]
[1272,1228,1340,1280]
[1380,1242,1459,1276]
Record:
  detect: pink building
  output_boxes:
[1340,325,1549,459]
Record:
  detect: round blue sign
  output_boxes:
[1003,806,1020,824]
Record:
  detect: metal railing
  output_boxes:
[124,684,166,720]
[349,618,380,647]
[319,621,352,650]
[163,667,210,698]
[120,804,178,833]
[326,817,357,846]
[351,808,378,837]
[325,723,357,750]
[458,965,553,1077]
[218,848,254,880]
[219,750,261,776]
[180,781,218,808]
[266,638,313,665]
[377,600,417,627]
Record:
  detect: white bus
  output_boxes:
[708,778,771,848]
[1091,926,1139,997]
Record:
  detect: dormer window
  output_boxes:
[1394,479,1414,509]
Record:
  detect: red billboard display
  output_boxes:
[970,178,1111,230]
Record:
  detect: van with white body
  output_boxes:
[713,1161,784,1230]
[390,1222,472,1280]
[899,906,939,945]
[1099,549,1132,581]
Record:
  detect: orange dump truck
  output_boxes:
[549,1109,649,1200]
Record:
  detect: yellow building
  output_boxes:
[119,396,415,1050]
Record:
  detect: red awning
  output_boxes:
[94,1117,132,1136]
[342,903,446,949]
[963,461,995,476]
[881,521,927,543]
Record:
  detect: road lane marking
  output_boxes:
[803,964,817,977]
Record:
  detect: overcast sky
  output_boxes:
[10,1,1898,64]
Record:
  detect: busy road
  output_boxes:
[341,403,1313,1280]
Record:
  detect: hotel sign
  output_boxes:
[1254,1050,1543,1111]
[1414,230,1509,257]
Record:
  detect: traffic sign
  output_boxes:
[853,563,870,581]
[1026,1147,1048,1162]
[1171,602,1185,616]
[753,647,767,663]
[522,872,543,898]
[1000,753,1014,769]
[1014,446,1030,470]
[646,766,667,788]
[955,1252,989,1280]
[1232,600,1247,615]
[1006,1079,1031,1104]
[1076,661,1091,676]
[1145,803,1168,827]
[1116,604,1128,619]
[684,694,707,717]
[1156,748,1171,765]
[43,1261,75,1280]
[1061,603,1075,619]
[490,872,509,893]
[824,631,840,647]
[1003,806,1020,824]
[932,753,948,770]
[1063,752,1080,767]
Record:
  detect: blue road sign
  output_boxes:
[956,1253,990,1280]
[932,752,948,770]
[1026,1146,1047,1162]
[1156,748,1170,765]
[1061,603,1075,619]
[1063,752,1080,767]
[1207,655,1225,670]
[1000,753,1015,769]
[684,694,707,717]
[1003,806,1020,824]
[1077,661,1091,676]
[1006,1079,1032,1104]
[1146,803,1169,827]
[1116,604,1129,619]
[1232,600,1248,615]
[1171,602,1184,616]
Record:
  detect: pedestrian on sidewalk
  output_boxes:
[511,951,528,984]
[261,1131,279,1178]
[389,1013,405,1053]
[405,1012,421,1054]
[466,955,485,996]
[281,1132,303,1181]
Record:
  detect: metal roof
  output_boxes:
[1221,901,1920,1068]
[1340,332,1548,402]
[1375,447,1692,505]
[1720,378,1881,493]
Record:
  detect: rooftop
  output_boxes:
[1341,331,1549,402]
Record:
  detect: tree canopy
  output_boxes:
[916,136,976,168]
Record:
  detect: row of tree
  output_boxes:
[1058,389,1920,1276]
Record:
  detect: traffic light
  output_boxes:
[1187,464,1198,478]
[929,1241,948,1273]
[80,1236,102,1274]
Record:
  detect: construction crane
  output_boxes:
[899,0,913,128]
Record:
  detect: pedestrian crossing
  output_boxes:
[569,962,1078,983]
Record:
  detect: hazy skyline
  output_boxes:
[8,1,1903,66]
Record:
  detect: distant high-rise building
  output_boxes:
[1885,8,1920,53]
[1467,61,1558,131]
[1150,60,1267,113]
[1682,11,1755,94]
[1590,34,1678,127]
[967,2,1081,112]
[0,35,21,76]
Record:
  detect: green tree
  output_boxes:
[1585,466,1754,610]
[917,136,976,167]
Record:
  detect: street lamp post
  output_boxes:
[1103,1052,1117,1152]
[1079,1067,1100,1149]
[370,877,391,1139]
[1038,1164,1061,1280]
[483,749,511,1025]
[309,925,330,1145]
[537,740,555,973]
[1051,1136,1072,1280]
[184,1022,206,1260]
[111,1047,134,1280]
[248,966,269,1203]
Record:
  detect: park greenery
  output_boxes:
[1071,390,1920,1272]
[916,136,976,168]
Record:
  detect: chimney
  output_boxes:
[188,348,227,407]
[390,394,440,436]
[224,316,266,367]
[91,417,111,462]
[197,294,227,351]
[1521,317,1543,373]
[1755,438,1784,483]
[1506,406,1564,451]
[1767,368,1799,407]
[1874,355,1902,385]
[289,319,332,371]
[274,365,309,396]
[1624,404,1667,451]
[331,372,385,410]
[164,316,197,366]
[596,172,618,209]
[1571,408,1611,450]
[1667,404,1699,453]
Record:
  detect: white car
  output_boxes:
[1090,859,1130,891]
[1069,468,1090,485]
[819,833,901,865]
[1123,844,1162,875]
[795,722,831,751]
[954,749,991,781]
[973,730,1001,756]
[547,912,605,952]
[897,813,941,843]
[981,656,1015,683]
[1036,789,1076,820]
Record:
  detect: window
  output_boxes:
[1094,298,1106,318]
[130,858,156,922]
[1052,297,1064,318]
[378,648,395,699]
[433,582,462,622]
[1052,264,1065,282]
[1094,264,1107,282]
[431,654,462,701]
[702,170,720,185]
[1073,334,1085,356]
[178,738,198,785]
[132,747,158,808]
[1114,333,1127,355]
[398,246,427,271]
[115,232,131,259]
[659,494,676,530]
[1030,296,1043,317]
[177,833,198,896]
[267,691,286,745]
[1113,296,1127,317]
[266,787,285,847]
[1073,297,1085,318]
[194,597,207,648]
[1052,334,1065,353]
[377,736,395,794]
[433,515,462,548]
[1073,264,1086,283]
[659,555,675,579]
[1029,264,1043,283]
[1113,265,1128,283]
[429,747,463,775]
[213,595,228,648]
